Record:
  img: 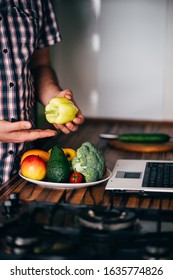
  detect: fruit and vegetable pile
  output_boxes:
[20,142,106,184]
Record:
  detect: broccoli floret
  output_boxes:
[71,142,106,182]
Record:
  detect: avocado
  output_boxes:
[46,145,71,183]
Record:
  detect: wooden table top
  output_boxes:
[1,118,173,211]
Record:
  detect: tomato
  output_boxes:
[69,172,83,183]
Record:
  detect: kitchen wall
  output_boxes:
[50,0,173,121]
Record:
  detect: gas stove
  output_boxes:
[0,193,173,260]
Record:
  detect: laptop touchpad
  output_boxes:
[116,171,141,179]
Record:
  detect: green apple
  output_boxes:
[45,97,78,124]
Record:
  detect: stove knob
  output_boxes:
[143,244,170,260]
[9,193,20,205]
[3,200,14,215]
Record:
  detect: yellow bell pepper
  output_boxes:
[45,97,78,125]
[48,147,77,161]
[62,148,77,161]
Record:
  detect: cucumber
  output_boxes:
[119,133,170,143]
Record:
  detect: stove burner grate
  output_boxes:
[78,208,137,231]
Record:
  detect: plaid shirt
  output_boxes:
[0,0,61,184]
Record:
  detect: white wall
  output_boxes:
[52,0,173,121]
[163,0,173,120]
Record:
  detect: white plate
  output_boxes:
[19,169,112,190]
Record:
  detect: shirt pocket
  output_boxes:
[6,6,40,48]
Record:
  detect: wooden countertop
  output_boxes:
[1,118,173,210]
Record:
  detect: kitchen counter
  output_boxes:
[1,118,173,210]
[0,119,173,210]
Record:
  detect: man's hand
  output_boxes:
[0,120,57,143]
[52,89,84,134]
[30,48,84,134]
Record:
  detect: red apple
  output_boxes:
[21,155,47,180]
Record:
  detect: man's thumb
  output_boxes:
[10,121,32,131]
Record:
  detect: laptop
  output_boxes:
[106,159,173,193]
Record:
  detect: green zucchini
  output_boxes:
[118,133,170,143]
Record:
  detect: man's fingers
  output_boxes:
[23,129,57,141]
[58,89,73,100]
[53,124,72,134]
[8,129,57,143]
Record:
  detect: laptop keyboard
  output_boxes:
[142,162,173,188]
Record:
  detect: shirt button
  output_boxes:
[9,82,14,87]
[11,118,16,122]
[3,49,8,54]
[9,150,14,155]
